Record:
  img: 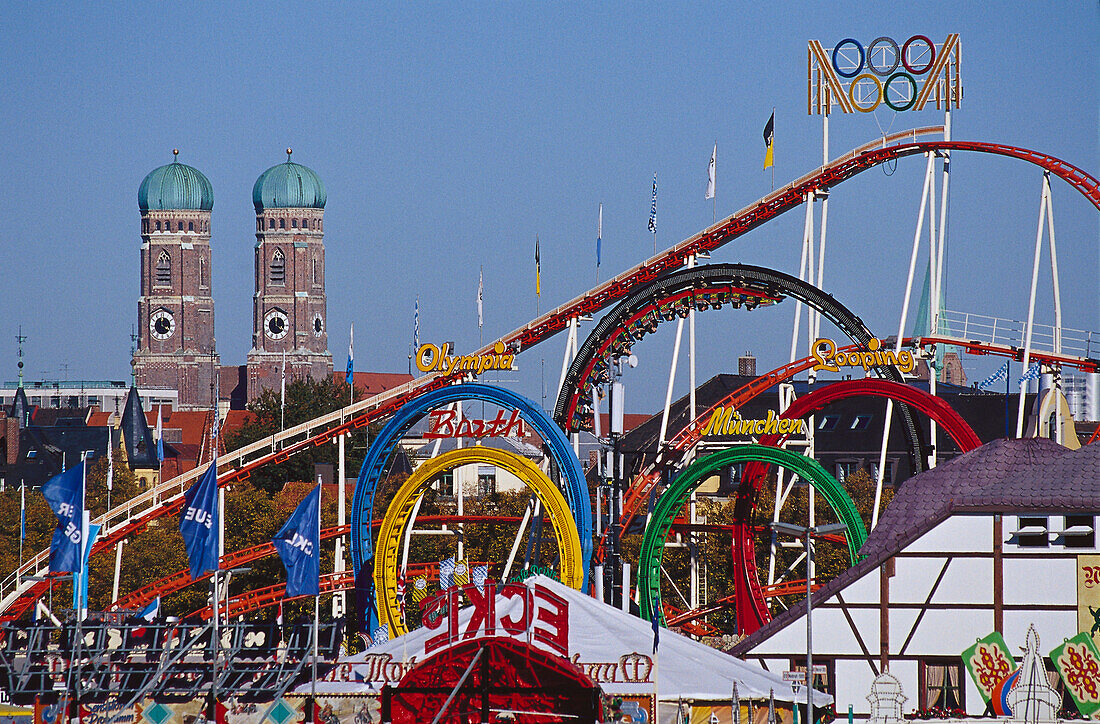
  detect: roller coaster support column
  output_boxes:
[334,432,346,618]
[1017,171,1064,439]
[874,152,938,529]
[928,110,953,468]
[557,317,582,458]
[606,378,625,608]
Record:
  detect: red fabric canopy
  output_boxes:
[382,636,600,723]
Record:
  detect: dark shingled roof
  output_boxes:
[731,437,1092,656]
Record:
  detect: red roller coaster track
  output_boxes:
[3,130,1096,622]
[728,379,983,634]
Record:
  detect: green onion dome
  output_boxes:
[252,149,326,212]
[138,151,213,211]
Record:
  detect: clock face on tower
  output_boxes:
[264,309,289,340]
[312,313,324,337]
[150,309,176,340]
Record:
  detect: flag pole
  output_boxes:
[713,139,717,225]
[18,481,24,586]
[596,203,602,284]
[311,476,321,722]
[771,107,775,191]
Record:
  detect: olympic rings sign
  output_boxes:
[809,34,960,114]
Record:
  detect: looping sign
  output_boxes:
[808,34,961,114]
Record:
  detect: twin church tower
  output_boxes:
[132,150,332,410]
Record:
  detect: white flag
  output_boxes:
[705,143,716,200]
[106,430,113,491]
[477,268,483,330]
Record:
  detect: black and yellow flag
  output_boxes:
[534,234,541,297]
[763,111,775,170]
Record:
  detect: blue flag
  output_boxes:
[651,597,661,653]
[346,324,354,385]
[41,463,85,573]
[138,596,161,622]
[179,460,220,580]
[73,523,100,612]
[273,484,320,597]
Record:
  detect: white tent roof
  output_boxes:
[307,575,829,704]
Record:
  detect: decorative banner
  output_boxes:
[416,340,515,376]
[408,576,429,604]
[807,34,961,114]
[1050,632,1100,718]
[1079,554,1100,648]
[962,632,1018,704]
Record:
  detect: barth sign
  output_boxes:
[424,408,528,439]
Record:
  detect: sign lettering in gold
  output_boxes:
[416,341,515,377]
[812,337,916,374]
[700,408,805,437]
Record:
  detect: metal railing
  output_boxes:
[938,309,1098,359]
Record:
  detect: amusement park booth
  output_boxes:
[731,438,1100,719]
[312,575,826,723]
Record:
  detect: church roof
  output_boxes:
[252,153,326,211]
[138,156,213,211]
[120,386,157,468]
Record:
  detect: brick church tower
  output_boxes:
[133,151,220,410]
[246,150,332,401]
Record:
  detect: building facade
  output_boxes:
[731,438,1099,717]
[132,152,220,410]
[246,151,332,401]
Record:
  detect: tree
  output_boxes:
[223,377,372,495]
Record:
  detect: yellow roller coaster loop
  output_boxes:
[374,446,584,636]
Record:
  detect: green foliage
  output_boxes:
[223,377,373,495]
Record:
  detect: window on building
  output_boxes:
[1015,515,1050,547]
[434,470,455,497]
[198,256,206,288]
[269,218,276,230]
[1062,514,1095,548]
[919,660,964,712]
[869,461,895,485]
[477,469,497,496]
[850,414,873,431]
[156,251,171,285]
[791,659,834,701]
[188,221,194,231]
[835,460,859,484]
[270,248,285,285]
[817,415,840,431]
[291,218,298,228]
[279,218,286,229]
[312,256,319,285]
[155,221,162,231]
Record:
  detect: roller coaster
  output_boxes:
[4,128,1097,646]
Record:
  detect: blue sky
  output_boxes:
[0,2,1096,414]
